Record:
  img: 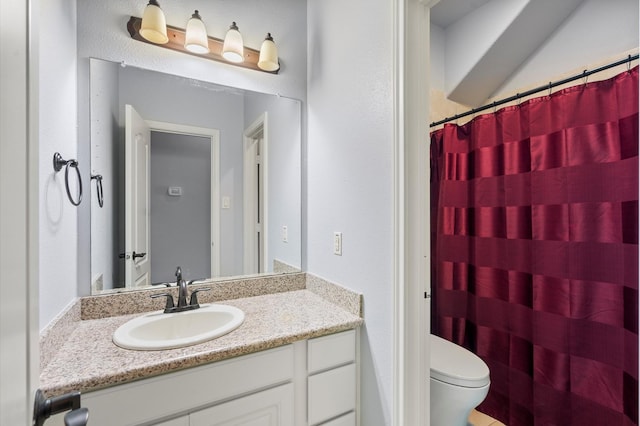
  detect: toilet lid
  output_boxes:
[430,334,490,388]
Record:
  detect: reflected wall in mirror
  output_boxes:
[89,58,301,294]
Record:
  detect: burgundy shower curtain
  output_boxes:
[431,67,638,426]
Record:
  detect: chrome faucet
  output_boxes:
[151,266,211,313]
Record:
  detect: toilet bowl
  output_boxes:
[430,334,490,426]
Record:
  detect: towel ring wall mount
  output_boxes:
[53,152,83,206]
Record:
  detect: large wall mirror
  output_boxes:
[89,58,301,294]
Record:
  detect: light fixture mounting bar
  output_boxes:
[127,16,279,74]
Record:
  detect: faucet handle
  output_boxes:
[175,266,183,282]
[151,293,175,312]
[189,288,211,307]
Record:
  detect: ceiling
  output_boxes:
[428,0,587,106]
[430,0,492,28]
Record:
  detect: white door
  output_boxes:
[249,137,265,273]
[0,0,38,423]
[243,114,268,275]
[125,105,151,288]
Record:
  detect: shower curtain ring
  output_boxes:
[582,70,588,86]
[547,82,553,97]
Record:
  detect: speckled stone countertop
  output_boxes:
[40,275,363,398]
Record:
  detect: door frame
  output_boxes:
[147,121,221,278]
[243,113,269,275]
[394,0,433,424]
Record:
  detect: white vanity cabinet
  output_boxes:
[47,330,358,426]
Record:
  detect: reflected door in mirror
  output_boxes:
[125,105,151,288]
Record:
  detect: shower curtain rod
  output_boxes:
[430,54,639,128]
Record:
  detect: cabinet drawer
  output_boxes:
[308,329,355,374]
[308,363,356,426]
[189,383,294,426]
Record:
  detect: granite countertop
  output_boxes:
[40,287,363,397]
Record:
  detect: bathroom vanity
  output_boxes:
[40,274,363,426]
[56,331,356,426]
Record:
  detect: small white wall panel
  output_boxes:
[308,364,356,426]
[307,330,355,374]
[189,383,294,426]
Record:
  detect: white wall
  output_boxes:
[307,0,396,424]
[89,59,119,291]
[39,0,78,330]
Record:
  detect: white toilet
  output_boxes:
[430,334,491,426]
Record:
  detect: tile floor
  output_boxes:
[468,409,507,426]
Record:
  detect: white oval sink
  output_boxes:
[113,304,245,350]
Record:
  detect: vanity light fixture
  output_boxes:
[222,22,244,63]
[258,33,279,72]
[127,15,280,74]
[184,10,210,54]
[140,0,169,44]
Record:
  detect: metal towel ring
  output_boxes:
[53,152,83,206]
[91,174,104,208]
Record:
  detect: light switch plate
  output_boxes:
[333,232,342,256]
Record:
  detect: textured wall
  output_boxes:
[307,0,396,423]
[39,0,79,330]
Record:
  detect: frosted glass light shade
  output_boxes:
[222,22,244,63]
[258,33,279,72]
[140,0,168,44]
[185,10,209,54]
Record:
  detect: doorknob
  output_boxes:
[33,389,89,426]
[118,251,146,259]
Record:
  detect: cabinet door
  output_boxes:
[319,411,355,426]
[152,416,189,426]
[189,383,294,426]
